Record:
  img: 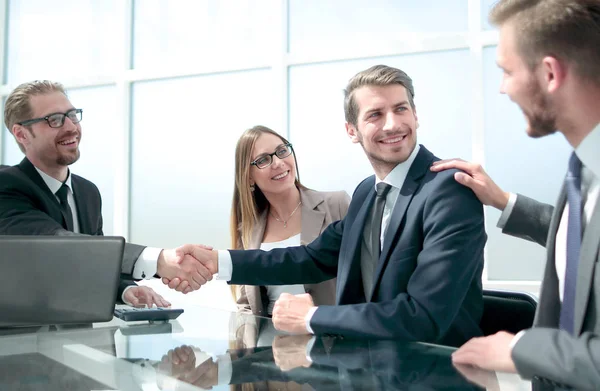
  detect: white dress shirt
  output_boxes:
[499,122,600,346]
[218,144,422,333]
[261,234,304,316]
[34,168,163,303]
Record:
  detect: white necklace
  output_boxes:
[270,201,302,228]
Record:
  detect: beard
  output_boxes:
[57,149,80,166]
[522,78,557,138]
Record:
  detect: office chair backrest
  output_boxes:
[480,289,538,336]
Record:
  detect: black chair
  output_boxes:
[480,289,538,336]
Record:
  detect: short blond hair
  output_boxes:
[344,65,415,126]
[4,80,67,153]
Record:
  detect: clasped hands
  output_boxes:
[157,244,218,293]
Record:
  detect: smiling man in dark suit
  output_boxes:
[429,1,600,389]
[0,80,213,306]
[168,65,487,346]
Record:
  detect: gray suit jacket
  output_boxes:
[503,192,600,390]
[235,188,351,316]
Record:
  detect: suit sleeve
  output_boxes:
[502,193,554,247]
[311,174,486,341]
[228,219,343,285]
[512,328,600,390]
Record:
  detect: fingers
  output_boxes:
[454,171,477,188]
[196,243,213,250]
[431,158,466,167]
[169,278,192,293]
[124,290,141,307]
[451,337,484,366]
[174,345,194,364]
[129,286,171,308]
[153,291,171,308]
[431,159,482,175]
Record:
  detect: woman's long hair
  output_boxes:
[229,125,302,300]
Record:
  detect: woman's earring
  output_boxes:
[250,183,255,192]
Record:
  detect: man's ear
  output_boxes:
[541,56,566,94]
[12,124,30,149]
[345,122,360,144]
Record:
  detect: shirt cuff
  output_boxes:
[121,285,136,306]
[216,354,232,385]
[305,335,316,363]
[217,250,233,281]
[132,247,162,279]
[509,330,527,350]
[305,307,318,334]
[496,192,517,229]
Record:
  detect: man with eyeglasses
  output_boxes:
[166,65,487,347]
[0,80,212,307]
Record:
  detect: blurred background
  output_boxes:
[0,0,569,309]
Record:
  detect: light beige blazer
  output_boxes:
[234,187,351,317]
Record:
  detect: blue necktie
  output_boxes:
[559,152,582,334]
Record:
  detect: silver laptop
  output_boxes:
[0,236,125,327]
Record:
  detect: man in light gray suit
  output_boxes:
[431,0,600,390]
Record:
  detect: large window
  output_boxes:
[0,1,555,305]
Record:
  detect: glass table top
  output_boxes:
[0,304,530,390]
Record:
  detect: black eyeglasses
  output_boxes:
[250,143,294,169]
[18,108,83,128]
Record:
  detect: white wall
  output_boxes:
[0,0,565,307]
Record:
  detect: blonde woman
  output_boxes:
[231,125,350,347]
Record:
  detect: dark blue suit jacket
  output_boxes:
[229,145,486,346]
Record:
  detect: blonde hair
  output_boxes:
[229,125,302,300]
[4,80,67,153]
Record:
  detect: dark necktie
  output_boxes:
[56,184,74,231]
[362,182,392,301]
[559,152,582,334]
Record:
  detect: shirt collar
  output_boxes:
[375,144,421,190]
[575,122,600,179]
[34,166,73,195]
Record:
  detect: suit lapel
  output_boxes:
[338,178,376,303]
[18,158,57,202]
[574,197,600,334]
[300,188,325,245]
[18,158,70,229]
[371,147,432,293]
[535,188,566,327]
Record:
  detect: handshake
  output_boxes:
[156,244,219,294]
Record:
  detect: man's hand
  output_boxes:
[156,345,218,390]
[272,293,315,334]
[157,244,217,292]
[454,363,501,391]
[273,334,313,371]
[123,286,171,308]
[451,331,517,373]
[430,159,510,211]
[160,244,219,293]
